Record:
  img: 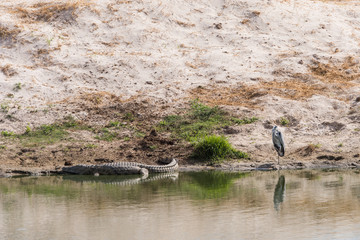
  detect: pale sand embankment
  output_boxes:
[0,0,360,173]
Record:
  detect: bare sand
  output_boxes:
[0,0,360,174]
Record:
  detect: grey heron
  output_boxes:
[272,125,285,164]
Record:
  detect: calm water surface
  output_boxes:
[1,170,360,240]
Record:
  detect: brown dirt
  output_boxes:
[1,94,360,174]
[0,97,194,173]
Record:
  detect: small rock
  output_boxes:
[334,156,344,161]
[21,148,35,153]
[214,23,222,29]
[263,120,273,129]
[94,158,112,163]
[150,129,157,136]
[223,126,239,134]
[257,163,276,170]
[317,155,335,160]
[64,161,72,166]
[345,69,353,75]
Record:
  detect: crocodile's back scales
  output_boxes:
[62,158,178,175]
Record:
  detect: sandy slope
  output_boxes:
[0,0,360,170]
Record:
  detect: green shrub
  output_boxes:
[192,135,249,162]
[280,117,289,126]
[1,131,14,137]
[1,104,9,113]
[25,125,31,134]
[13,83,22,91]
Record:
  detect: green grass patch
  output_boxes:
[123,112,135,122]
[18,124,68,146]
[106,121,121,128]
[192,135,249,163]
[16,116,90,146]
[84,143,97,149]
[1,131,14,137]
[309,143,321,149]
[158,100,258,142]
[134,131,146,138]
[232,117,259,125]
[95,128,118,142]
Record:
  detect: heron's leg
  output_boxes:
[278,155,279,165]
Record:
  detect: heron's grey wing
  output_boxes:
[278,131,285,148]
[277,131,285,156]
[272,130,278,147]
[272,131,280,148]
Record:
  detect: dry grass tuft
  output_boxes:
[0,64,18,77]
[60,91,121,108]
[190,57,360,108]
[315,0,357,5]
[309,56,360,87]
[0,24,20,44]
[189,79,329,109]
[260,79,328,100]
[13,1,91,24]
[32,48,53,66]
[190,79,352,108]
[175,20,195,28]
[292,144,319,157]
[189,84,267,109]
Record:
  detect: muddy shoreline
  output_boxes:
[2,158,360,178]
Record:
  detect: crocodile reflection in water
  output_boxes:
[274,175,286,211]
[63,172,179,186]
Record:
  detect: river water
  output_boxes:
[1,170,360,240]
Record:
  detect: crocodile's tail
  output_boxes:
[139,158,178,173]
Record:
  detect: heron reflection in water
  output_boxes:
[273,175,286,211]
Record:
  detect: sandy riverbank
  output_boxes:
[0,0,360,173]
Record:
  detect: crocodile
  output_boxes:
[61,158,178,176]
